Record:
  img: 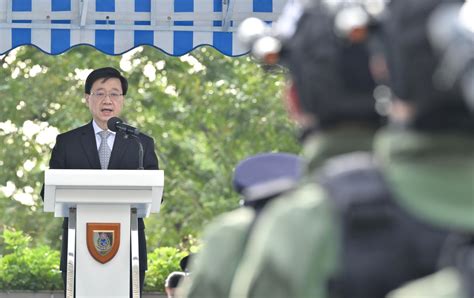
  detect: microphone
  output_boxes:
[107,117,144,170]
[107,117,140,135]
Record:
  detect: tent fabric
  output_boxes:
[0,0,285,57]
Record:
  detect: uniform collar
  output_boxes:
[302,126,376,173]
[375,127,474,231]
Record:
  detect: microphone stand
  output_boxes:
[126,134,144,170]
[121,131,144,297]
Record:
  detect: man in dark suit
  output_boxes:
[45,67,159,295]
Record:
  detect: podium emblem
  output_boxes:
[87,223,121,264]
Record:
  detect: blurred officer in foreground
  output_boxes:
[373,0,474,297]
[228,1,387,297]
[229,1,451,297]
[179,153,302,298]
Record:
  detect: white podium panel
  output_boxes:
[76,204,130,298]
[43,169,164,298]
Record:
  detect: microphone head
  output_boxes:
[107,117,122,132]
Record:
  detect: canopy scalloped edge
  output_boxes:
[0,0,286,57]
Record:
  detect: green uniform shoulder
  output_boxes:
[375,129,474,230]
[181,207,255,298]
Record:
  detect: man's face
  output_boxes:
[85,77,124,129]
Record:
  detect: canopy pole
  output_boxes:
[151,0,157,26]
[222,0,235,32]
[80,0,89,27]
[6,0,11,24]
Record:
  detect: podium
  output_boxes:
[43,169,164,298]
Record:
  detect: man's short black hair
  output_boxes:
[165,271,185,288]
[282,4,380,129]
[85,67,128,95]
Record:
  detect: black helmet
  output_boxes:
[240,1,388,129]
[283,2,381,128]
[383,0,473,131]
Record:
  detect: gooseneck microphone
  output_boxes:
[107,117,140,135]
[107,117,144,170]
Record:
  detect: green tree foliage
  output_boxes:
[0,229,62,290]
[0,45,299,254]
[144,247,188,292]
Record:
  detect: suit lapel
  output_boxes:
[80,122,101,169]
[108,131,130,169]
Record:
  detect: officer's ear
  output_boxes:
[369,53,390,85]
[285,80,316,127]
[285,80,301,120]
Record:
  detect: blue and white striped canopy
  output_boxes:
[0,0,285,56]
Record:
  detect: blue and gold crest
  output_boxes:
[87,223,121,264]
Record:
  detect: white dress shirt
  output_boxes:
[92,120,116,151]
